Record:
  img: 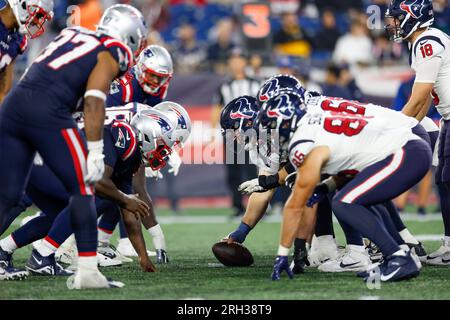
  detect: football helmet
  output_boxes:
[153,101,191,148]
[130,109,175,170]
[385,0,434,42]
[135,45,173,96]
[256,74,306,107]
[7,0,53,38]
[255,90,307,152]
[220,95,259,150]
[97,4,148,58]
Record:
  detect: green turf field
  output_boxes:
[1,208,449,300]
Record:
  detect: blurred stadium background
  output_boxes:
[13,0,450,214]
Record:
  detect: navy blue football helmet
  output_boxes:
[385,0,434,42]
[256,74,306,106]
[255,90,307,152]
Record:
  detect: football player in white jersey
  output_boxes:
[385,0,450,265]
[257,90,432,282]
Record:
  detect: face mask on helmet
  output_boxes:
[384,14,405,42]
[137,64,172,95]
[142,138,173,171]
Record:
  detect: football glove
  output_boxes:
[167,151,181,176]
[145,167,163,179]
[238,174,280,194]
[285,172,297,189]
[306,183,329,207]
[156,249,169,264]
[271,255,294,281]
[84,140,105,184]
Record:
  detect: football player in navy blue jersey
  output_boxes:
[0,4,147,288]
[106,44,173,108]
[0,0,53,100]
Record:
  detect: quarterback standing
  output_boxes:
[385,0,450,265]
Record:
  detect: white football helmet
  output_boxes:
[153,101,191,148]
[135,45,173,96]
[97,4,148,58]
[7,0,54,38]
[130,109,175,170]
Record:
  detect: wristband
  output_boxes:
[258,173,280,189]
[84,89,106,101]
[277,245,290,256]
[87,140,104,152]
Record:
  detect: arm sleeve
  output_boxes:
[414,55,443,83]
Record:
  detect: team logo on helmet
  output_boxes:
[258,78,279,102]
[146,113,172,133]
[266,94,294,119]
[143,48,154,58]
[230,97,256,120]
[400,0,424,19]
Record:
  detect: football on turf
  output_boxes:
[211,241,254,267]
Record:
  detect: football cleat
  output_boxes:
[0,246,14,269]
[0,266,29,281]
[67,270,124,289]
[364,251,420,283]
[423,240,450,266]
[156,249,169,264]
[117,237,156,257]
[26,249,74,276]
[308,235,340,267]
[98,242,132,263]
[289,246,309,274]
[365,241,383,263]
[407,242,427,262]
[319,245,371,272]
[97,244,123,267]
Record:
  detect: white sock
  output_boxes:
[400,244,410,252]
[78,255,98,273]
[444,236,450,246]
[37,237,59,257]
[348,244,365,253]
[148,224,166,250]
[393,249,407,257]
[399,228,419,245]
[98,228,112,246]
[0,235,18,253]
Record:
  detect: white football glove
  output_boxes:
[145,167,164,179]
[167,151,182,176]
[84,140,105,184]
[33,152,44,166]
[238,178,266,194]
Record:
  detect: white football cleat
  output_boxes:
[424,240,450,266]
[97,244,123,267]
[117,238,156,257]
[318,245,371,272]
[67,270,124,289]
[308,235,340,267]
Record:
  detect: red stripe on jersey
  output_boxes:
[112,121,137,160]
[78,252,97,257]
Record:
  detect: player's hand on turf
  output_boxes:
[139,257,156,272]
[238,178,267,194]
[123,194,150,218]
[306,183,329,207]
[85,141,105,184]
[271,256,294,281]
[167,152,181,176]
[156,249,169,264]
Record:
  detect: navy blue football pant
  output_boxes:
[0,114,97,255]
[332,139,432,257]
[336,124,437,246]
[434,120,450,236]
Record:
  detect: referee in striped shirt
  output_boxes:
[211,47,260,217]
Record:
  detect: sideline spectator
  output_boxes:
[314,9,341,52]
[321,63,352,99]
[273,11,312,58]
[333,19,373,66]
[207,19,236,74]
[172,23,207,74]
